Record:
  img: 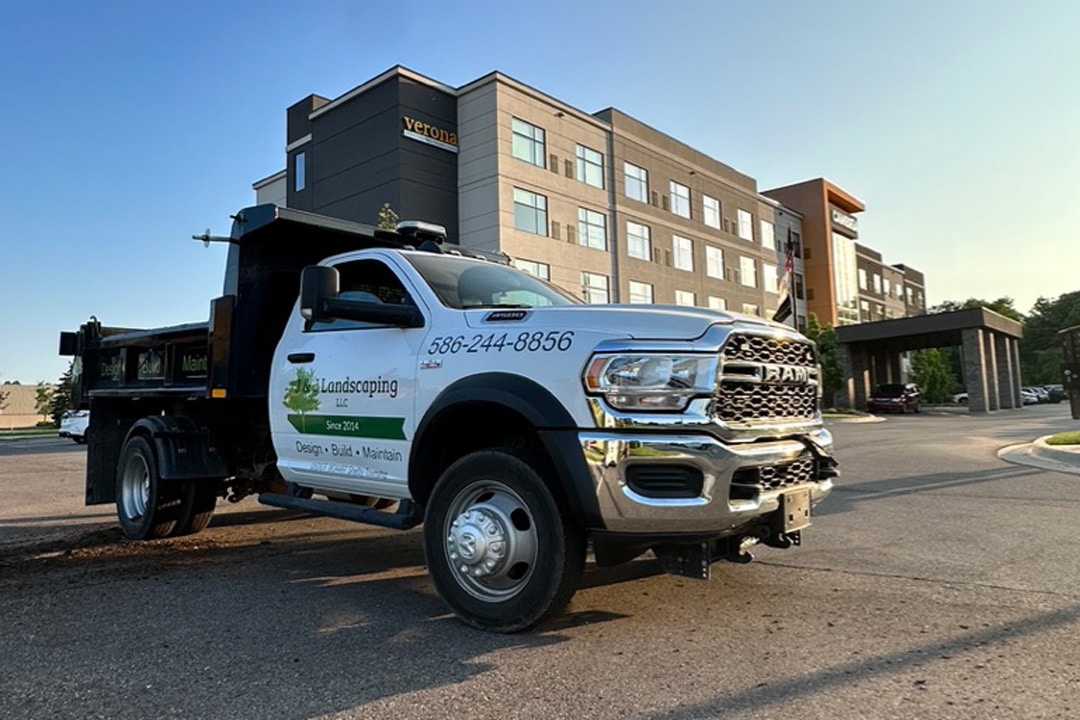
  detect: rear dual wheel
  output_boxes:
[116,436,217,540]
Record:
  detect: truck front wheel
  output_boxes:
[423,449,585,633]
[115,436,183,540]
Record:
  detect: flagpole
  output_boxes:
[787,229,798,330]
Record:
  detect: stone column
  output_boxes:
[962,328,990,413]
[1011,338,1023,406]
[986,331,1000,411]
[852,345,871,411]
[995,334,1016,409]
[889,353,903,384]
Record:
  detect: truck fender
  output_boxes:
[124,416,230,482]
[410,373,603,529]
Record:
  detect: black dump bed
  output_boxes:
[60,204,408,406]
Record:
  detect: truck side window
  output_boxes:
[306,259,417,332]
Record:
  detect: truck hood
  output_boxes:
[464,304,786,341]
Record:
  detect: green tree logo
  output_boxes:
[283,368,320,432]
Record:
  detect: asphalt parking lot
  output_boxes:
[2,405,1078,720]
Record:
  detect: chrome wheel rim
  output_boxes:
[120,453,151,521]
[443,480,538,602]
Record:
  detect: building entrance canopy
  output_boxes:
[835,308,1024,413]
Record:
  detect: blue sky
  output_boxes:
[1,0,1077,383]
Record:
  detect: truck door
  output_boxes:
[271,257,427,499]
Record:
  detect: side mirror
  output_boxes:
[299,265,425,328]
[300,266,340,322]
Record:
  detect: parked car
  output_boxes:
[867,383,921,414]
[1023,386,1050,404]
[59,409,89,443]
[1043,384,1066,403]
[953,391,968,405]
[1020,388,1040,405]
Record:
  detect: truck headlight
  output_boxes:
[583,354,718,411]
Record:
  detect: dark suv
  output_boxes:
[867,383,922,414]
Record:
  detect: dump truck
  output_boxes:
[60,204,837,632]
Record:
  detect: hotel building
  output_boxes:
[254,66,922,330]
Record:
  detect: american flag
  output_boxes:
[772,228,796,324]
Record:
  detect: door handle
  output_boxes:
[287,353,315,364]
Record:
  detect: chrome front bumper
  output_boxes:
[579,429,834,534]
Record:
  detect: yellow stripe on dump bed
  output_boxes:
[212,389,227,398]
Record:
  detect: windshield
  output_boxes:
[403,253,582,310]
[873,384,906,397]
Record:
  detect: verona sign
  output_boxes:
[402,116,458,153]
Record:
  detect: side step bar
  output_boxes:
[258,493,422,530]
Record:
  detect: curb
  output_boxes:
[1033,437,1080,466]
[998,438,1080,475]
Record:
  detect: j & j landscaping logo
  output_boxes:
[283,368,405,440]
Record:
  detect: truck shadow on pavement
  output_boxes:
[1,514,635,720]
[639,602,1080,720]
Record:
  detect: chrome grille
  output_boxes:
[715,384,819,423]
[723,334,815,366]
[732,454,815,493]
[717,332,818,427]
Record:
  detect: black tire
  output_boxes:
[73,436,87,445]
[115,436,183,540]
[173,481,219,536]
[914,403,920,414]
[423,448,585,633]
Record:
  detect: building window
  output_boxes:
[576,145,604,188]
[513,187,548,236]
[858,268,868,290]
[511,118,546,168]
[763,262,779,294]
[628,281,653,304]
[514,259,550,280]
[831,232,859,325]
[742,303,759,316]
[670,181,691,218]
[883,278,891,296]
[739,256,757,288]
[792,232,802,257]
[577,208,607,250]
[760,220,775,250]
[626,221,651,261]
[673,235,694,272]
[294,152,306,192]
[737,209,753,241]
[582,272,609,304]
[625,162,648,203]
[703,195,721,229]
[795,273,805,299]
[873,273,882,294]
[708,296,727,311]
[860,299,870,321]
[675,290,696,307]
[706,245,724,279]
